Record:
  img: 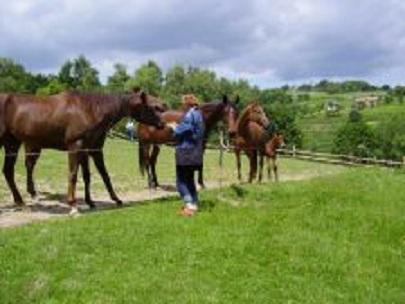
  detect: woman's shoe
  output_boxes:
[179,207,196,217]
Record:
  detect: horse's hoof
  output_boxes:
[31,195,40,204]
[116,200,123,207]
[69,207,80,217]
[15,204,30,212]
[197,184,205,191]
[87,201,96,210]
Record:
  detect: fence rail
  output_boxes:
[277,147,404,168]
[108,130,404,169]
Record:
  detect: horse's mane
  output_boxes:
[236,102,258,126]
[64,90,130,118]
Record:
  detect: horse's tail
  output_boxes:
[138,140,146,177]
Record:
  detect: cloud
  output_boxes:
[0,0,404,86]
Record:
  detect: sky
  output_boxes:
[0,0,404,87]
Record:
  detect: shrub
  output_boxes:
[333,112,376,157]
[374,115,405,160]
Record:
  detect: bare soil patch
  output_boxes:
[0,169,337,228]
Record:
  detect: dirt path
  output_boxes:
[0,170,337,228]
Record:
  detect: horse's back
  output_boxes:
[4,93,90,148]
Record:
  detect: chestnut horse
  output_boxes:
[22,94,168,207]
[0,90,163,212]
[138,95,239,188]
[232,103,270,183]
[258,133,285,182]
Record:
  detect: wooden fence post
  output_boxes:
[292,145,296,158]
[219,130,224,188]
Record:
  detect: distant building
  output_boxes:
[354,96,381,109]
[325,100,340,115]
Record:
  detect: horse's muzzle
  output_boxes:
[156,122,165,129]
[228,131,237,139]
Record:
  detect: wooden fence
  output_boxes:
[277,146,404,168]
[108,130,404,169]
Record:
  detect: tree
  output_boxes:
[333,112,376,157]
[393,86,405,104]
[36,77,66,96]
[232,79,261,106]
[0,57,32,93]
[264,102,303,148]
[374,115,405,160]
[261,89,293,105]
[348,109,362,123]
[161,65,187,106]
[126,60,163,96]
[183,67,219,102]
[107,63,130,93]
[58,55,100,90]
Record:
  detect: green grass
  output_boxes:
[0,159,404,302]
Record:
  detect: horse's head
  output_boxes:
[147,95,169,114]
[243,102,270,129]
[221,95,239,139]
[273,133,285,148]
[128,91,164,129]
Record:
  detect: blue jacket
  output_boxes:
[174,107,205,166]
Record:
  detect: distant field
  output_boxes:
[0,165,404,303]
[295,91,405,152]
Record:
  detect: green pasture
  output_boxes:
[0,138,342,204]
[0,140,404,303]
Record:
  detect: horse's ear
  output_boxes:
[140,91,147,104]
[222,95,228,104]
[235,95,240,104]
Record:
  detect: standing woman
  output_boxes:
[168,94,205,216]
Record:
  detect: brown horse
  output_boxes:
[258,133,285,182]
[138,95,239,188]
[232,103,270,183]
[22,94,168,206]
[0,90,163,212]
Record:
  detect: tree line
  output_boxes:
[0,55,304,146]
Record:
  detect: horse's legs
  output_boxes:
[67,143,83,212]
[266,156,272,180]
[143,143,154,189]
[25,147,40,199]
[3,139,24,206]
[258,152,264,183]
[80,153,95,209]
[235,149,242,182]
[272,157,279,182]
[248,149,258,183]
[197,164,205,189]
[150,144,160,188]
[91,151,122,206]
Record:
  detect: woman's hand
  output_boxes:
[166,122,178,131]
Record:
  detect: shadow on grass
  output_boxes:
[230,184,247,198]
[0,190,179,217]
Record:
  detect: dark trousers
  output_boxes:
[176,165,199,205]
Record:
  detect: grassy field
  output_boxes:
[0,138,343,204]
[0,140,404,303]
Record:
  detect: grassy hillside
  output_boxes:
[1,166,404,303]
[295,91,405,152]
